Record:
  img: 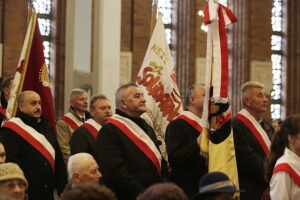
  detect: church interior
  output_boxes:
[0,0,299,122]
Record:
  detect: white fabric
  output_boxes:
[64,112,82,127]
[136,15,182,159]
[8,117,55,160]
[270,148,300,200]
[179,111,203,128]
[84,118,101,131]
[112,114,162,167]
[238,109,271,149]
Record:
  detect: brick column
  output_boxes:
[173,0,196,97]
[2,0,27,77]
[283,0,300,116]
[229,0,250,115]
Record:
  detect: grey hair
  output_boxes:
[115,83,138,108]
[241,81,265,106]
[69,88,87,102]
[67,153,95,180]
[184,83,205,109]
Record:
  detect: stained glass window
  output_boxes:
[31,0,53,79]
[271,0,283,120]
[158,0,173,45]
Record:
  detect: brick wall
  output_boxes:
[2,0,27,77]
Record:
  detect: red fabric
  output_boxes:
[0,106,6,116]
[107,118,162,177]
[21,18,56,131]
[273,163,300,187]
[219,4,238,24]
[218,7,228,98]
[3,121,55,170]
[203,4,211,25]
[82,123,98,138]
[61,116,79,130]
[235,114,270,155]
[176,115,203,133]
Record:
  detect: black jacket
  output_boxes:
[232,117,274,200]
[165,118,207,198]
[96,109,168,200]
[70,125,99,163]
[0,112,67,200]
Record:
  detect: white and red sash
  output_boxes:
[3,117,55,170]
[107,114,162,176]
[61,112,82,130]
[81,119,101,138]
[176,111,203,133]
[235,109,271,155]
[273,148,300,187]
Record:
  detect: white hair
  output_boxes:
[67,153,95,179]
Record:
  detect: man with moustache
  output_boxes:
[57,88,92,163]
[232,81,274,200]
[0,91,67,200]
[97,83,168,200]
[70,95,112,160]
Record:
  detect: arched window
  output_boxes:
[271,0,283,120]
[158,0,173,46]
[31,0,54,86]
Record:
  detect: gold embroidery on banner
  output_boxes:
[149,61,163,75]
[39,63,50,87]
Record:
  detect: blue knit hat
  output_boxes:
[198,172,242,194]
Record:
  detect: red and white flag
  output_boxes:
[6,11,56,130]
[202,0,237,127]
[136,16,183,158]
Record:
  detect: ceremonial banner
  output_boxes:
[6,11,56,130]
[200,0,239,192]
[136,16,183,159]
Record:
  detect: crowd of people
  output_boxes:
[0,77,299,200]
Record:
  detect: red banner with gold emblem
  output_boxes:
[6,11,55,130]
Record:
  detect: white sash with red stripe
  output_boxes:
[61,112,82,130]
[235,109,271,155]
[273,148,300,187]
[81,119,101,138]
[108,114,162,176]
[3,117,55,169]
[176,111,203,133]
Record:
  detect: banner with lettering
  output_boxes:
[136,16,183,159]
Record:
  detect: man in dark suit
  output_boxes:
[232,81,274,200]
[96,83,168,200]
[165,83,207,198]
[0,91,67,200]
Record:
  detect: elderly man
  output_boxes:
[70,95,112,160]
[165,83,207,198]
[97,83,168,200]
[232,81,274,200]
[57,88,92,163]
[0,163,28,200]
[67,153,102,187]
[0,91,67,200]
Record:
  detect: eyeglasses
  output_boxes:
[0,180,27,190]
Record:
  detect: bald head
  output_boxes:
[18,91,42,118]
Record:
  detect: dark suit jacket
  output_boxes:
[70,125,99,162]
[96,109,168,200]
[165,117,207,198]
[232,117,274,200]
[0,112,67,200]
